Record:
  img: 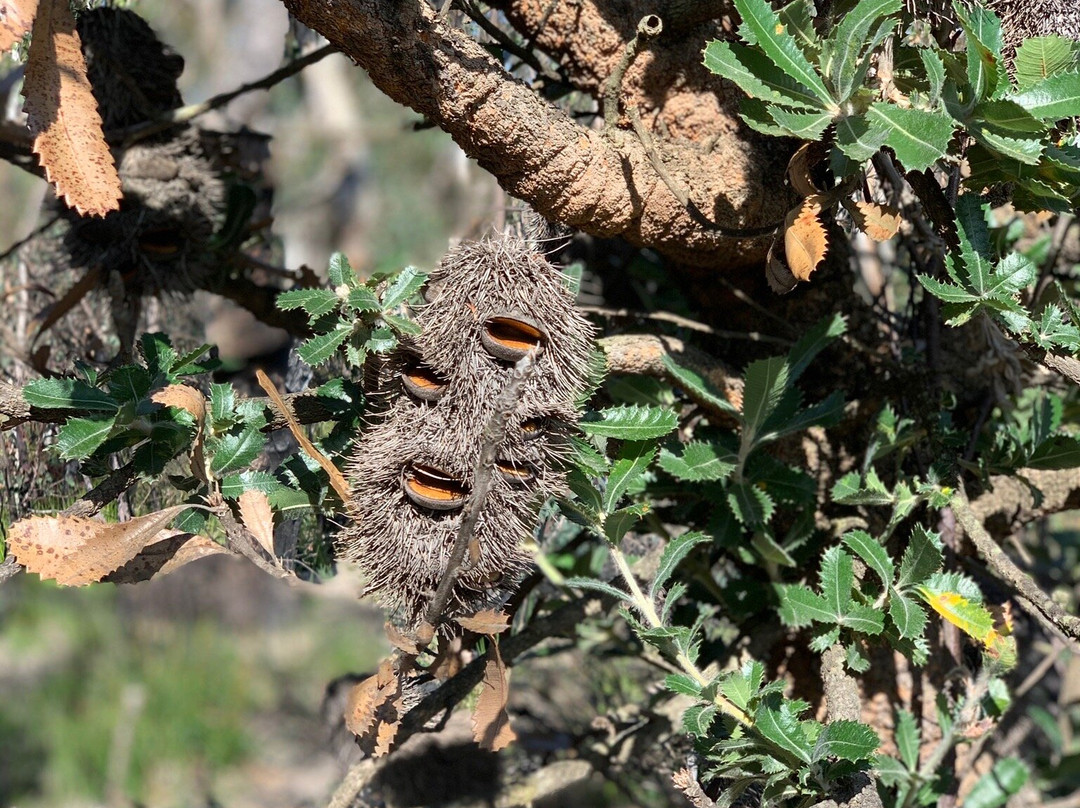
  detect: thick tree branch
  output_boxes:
[278,0,786,267]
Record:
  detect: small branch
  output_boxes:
[580,305,793,345]
[603,15,663,130]
[324,758,378,808]
[460,0,561,84]
[628,106,780,238]
[820,645,884,808]
[952,490,1080,648]
[1026,344,1080,388]
[417,352,537,642]
[62,462,139,518]
[118,44,338,146]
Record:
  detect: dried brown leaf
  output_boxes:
[384,622,420,656]
[105,530,226,584]
[255,369,351,503]
[345,658,399,738]
[237,489,275,558]
[786,142,819,198]
[1,0,38,53]
[373,713,401,757]
[455,608,511,636]
[783,195,828,281]
[22,0,121,216]
[8,504,196,586]
[765,234,798,295]
[431,635,464,681]
[151,384,208,481]
[472,644,517,751]
[851,200,902,241]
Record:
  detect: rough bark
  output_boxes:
[278,0,794,268]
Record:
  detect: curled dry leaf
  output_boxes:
[1,0,38,52]
[22,0,122,216]
[255,369,351,504]
[431,635,464,681]
[783,195,828,282]
[849,200,902,242]
[237,489,275,559]
[766,235,799,295]
[786,142,821,198]
[472,644,517,752]
[455,608,511,636]
[105,530,226,584]
[384,621,421,656]
[8,504,197,586]
[345,658,401,740]
[151,384,208,481]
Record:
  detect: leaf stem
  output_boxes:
[609,542,752,726]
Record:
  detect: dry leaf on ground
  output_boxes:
[848,199,902,241]
[105,530,226,584]
[237,489,275,558]
[8,504,198,585]
[1,0,38,52]
[455,608,511,635]
[783,195,828,281]
[472,644,517,751]
[22,0,121,216]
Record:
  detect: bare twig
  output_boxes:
[952,489,1080,648]
[627,106,780,238]
[62,462,139,518]
[603,15,663,131]
[460,0,561,84]
[417,352,537,643]
[119,44,338,146]
[580,305,793,345]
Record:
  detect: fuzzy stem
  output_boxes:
[609,542,751,726]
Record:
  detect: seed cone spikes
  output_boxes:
[342,230,595,632]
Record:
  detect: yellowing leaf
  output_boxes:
[238,489,275,558]
[8,504,196,586]
[783,195,828,281]
[472,644,517,751]
[22,0,121,216]
[917,587,996,643]
[1,0,38,52]
[850,200,902,241]
[455,608,511,636]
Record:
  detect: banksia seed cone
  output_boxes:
[342,231,595,631]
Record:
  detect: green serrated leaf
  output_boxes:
[894,709,919,770]
[24,378,119,412]
[742,356,789,441]
[920,47,946,105]
[840,603,885,634]
[768,106,835,138]
[604,503,650,544]
[845,642,871,671]
[382,312,421,336]
[683,703,719,737]
[955,2,1005,102]
[381,266,428,310]
[835,113,890,162]
[579,405,678,440]
[918,273,979,304]
[57,416,117,459]
[346,286,380,313]
[1009,69,1080,120]
[842,530,894,588]
[209,426,267,476]
[703,41,827,111]
[897,525,943,589]
[106,366,152,403]
[732,0,837,109]
[658,441,736,482]
[777,584,833,627]
[365,326,397,354]
[660,354,740,417]
[564,576,633,604]
[866,103,954,171]
[720,660,765,713]
[728,482,776,527]
[813,719,879,762]
[888,590,928,639]
[604,441,656,512]
[1014,36,1080,91]
[298,325,352,367]
[1028,435,1080,469]
[276,288,340,318]
[751,528,797,567]
[327,252,356,288]
[823,0,900,102]
[651,531,711,597]
[665,673,703,698]
[820,546,853,616]
[755,697,813,764]
[140,333,177,378]
[789,313,847,383]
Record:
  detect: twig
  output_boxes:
[603,15,663,131]
[460,0,561,84]
[417,351,537,643]
[325,758,378,808]
[118,44,338,147]
[580,304,793,345]
[62,462,139,518]
[951,489,1080,648]
[627,106,781,238]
